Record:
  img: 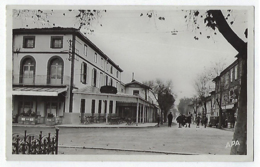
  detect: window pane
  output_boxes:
[51,65,57,78]
[26,39,34,47]
[57,66,62,79]
[30,66,34,71]
[53,39,62,48]
[23,66,28,71]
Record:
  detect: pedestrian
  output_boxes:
[176,114,183,128]
[186,112,192,128]
[196,115,201,128]
[203,116,208,128]
[157,114,161,127]
[182,114,186,127]
[167,112,173,127]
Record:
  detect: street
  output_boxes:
[12,122,233,155]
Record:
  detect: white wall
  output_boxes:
[125,87,146,99]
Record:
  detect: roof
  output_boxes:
[219,59,238,76]
[125,80,151,89]
[212,58,239,82]
[13,27,123,72]
[212,76,220,82]
[12,86,68,96]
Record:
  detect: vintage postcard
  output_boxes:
[5,4,255,163]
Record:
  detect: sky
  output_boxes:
[12,8,248,105]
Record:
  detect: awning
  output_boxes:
[12,87,68,96]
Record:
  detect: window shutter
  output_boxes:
[83,63,87,84]
[80,63,83,83]
[86,66,89,84]
[92,69,94,86]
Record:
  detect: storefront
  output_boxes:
[12,86,67,124]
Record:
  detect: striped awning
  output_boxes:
[12,86,68,96]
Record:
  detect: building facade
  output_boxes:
[212,58,243,125]
[12,28,159,125]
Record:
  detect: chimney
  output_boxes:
[132,72,135,81]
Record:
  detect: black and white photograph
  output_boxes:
[3,1,257,163]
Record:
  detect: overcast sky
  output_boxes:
[13,8,248,105]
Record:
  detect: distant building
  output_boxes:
[212,57,243,125]
[12,28,159,125]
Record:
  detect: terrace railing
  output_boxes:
[13,74,70,86]
[12,129,59,154]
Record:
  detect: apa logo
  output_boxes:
[225,140,240,148]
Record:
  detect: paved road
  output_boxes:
[12,122,233,155]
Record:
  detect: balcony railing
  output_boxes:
[13,74,70,86]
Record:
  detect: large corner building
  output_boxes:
[12,28,159,125]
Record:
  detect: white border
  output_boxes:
[1,0,259,166]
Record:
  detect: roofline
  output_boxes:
[13,28,123,72]
[220,59,238,76]
[212,76,220,82]
[125,81,152,89]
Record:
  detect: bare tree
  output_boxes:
[144,79,175,123]
[178,97,193,115]
[194,59,226,127]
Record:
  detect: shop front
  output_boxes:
[12,86,67,125]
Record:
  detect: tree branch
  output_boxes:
[209,10,247,55]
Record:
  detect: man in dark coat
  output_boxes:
[181,114,186,127]
[186,112,192,128]
[167,112,173,127]
[203,116,208,128]
[196,115,201,128]
[176,115,183,128]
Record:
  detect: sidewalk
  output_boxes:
[12,122,158,128]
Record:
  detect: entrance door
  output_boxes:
[23,61,34,84]
[50,58,63,85]
[50,63,62,85]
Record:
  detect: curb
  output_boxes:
[12,124,55,128]
[12,124,159,129]
[58,145,198,155]
[55,125,158,129]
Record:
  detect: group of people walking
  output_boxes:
[157,112,209,128]
[195,115,208,128]
[176,112,192,128]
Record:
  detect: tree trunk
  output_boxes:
[203,101,207,116]
[216,98,223,129]
[230,56,247,155]
[210,10,247,155]
[161,110,163,124]
[164,110,168,123]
